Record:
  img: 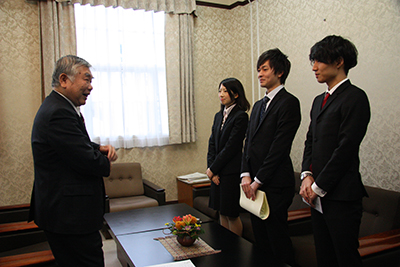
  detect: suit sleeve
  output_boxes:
[207,113,218,168]
[48,108,110,177]
[256,96,301,183]
[209,111,248,175]
[314,90,370,192]
[241,100,261,174]
[241,126,250,174]
[301,97,319,173]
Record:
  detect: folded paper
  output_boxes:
[239,186,270,220]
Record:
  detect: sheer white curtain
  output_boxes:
[75,4,169,148]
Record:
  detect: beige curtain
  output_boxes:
[40,0,196,144]
[39,1,76,98]
[68,0,196,14]
[165,14,196,144]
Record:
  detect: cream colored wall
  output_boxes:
[240,0,400,192]
[1,0,399,206]
[0,0,41,206]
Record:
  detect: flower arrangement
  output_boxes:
[165,214,204,240]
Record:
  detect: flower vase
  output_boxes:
[177,235,196,247]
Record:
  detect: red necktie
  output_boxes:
[321,93,330,108]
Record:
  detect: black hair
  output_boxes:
[309,35,358,75]
[257,48,291,85]
[219,78,250,111]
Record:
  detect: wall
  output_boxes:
[1,0,400,206]
[240,0,400,191]
[0,0,41,206]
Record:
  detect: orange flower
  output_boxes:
[190,216,197,224]
[182,215,190,223]
[175,221,185,230]
[182,214,197,224]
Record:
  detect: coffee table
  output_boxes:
[104,204,289,267]
[104,203,214,237]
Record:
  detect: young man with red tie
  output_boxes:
[300,35,371,267]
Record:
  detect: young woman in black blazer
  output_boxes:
[206,78,250,236]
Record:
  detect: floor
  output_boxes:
[103,238,122,267]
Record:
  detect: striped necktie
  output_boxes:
[259,96,270,124]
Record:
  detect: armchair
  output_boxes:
[103,162,166,213]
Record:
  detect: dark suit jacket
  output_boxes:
[29,91,110,234]
[241,88,301,189]
[302,80,370,201]
[207,105,248,176]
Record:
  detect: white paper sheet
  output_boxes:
[145,259,196,267]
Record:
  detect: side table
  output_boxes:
[177,179,210,207]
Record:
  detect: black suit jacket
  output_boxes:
[29,91,110,234]
[241,88,301,189]
[207,105,248,176]
[302,80,370,201]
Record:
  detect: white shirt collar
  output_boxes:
[265,84,284,100]
[53,90,81,116]
[326,78,348,95]
[224,103,236,116]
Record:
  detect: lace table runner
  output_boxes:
[154,236,221,261]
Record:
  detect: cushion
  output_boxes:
[109,196,158,213]
[104,163,144,198]
[360,186,400,237]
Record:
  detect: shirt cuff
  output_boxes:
[312,182,327,197]
[240,173,263,185]
[254,177,263,185]
[241,172,250,178]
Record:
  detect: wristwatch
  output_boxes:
[301,172,313,180]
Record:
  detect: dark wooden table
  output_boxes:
[104,203,214,236]
[104,204,289,267]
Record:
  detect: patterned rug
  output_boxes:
[154,236,221,261]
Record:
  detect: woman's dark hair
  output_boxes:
[257,48,291,85]
[309,35,358,75]
[219,78,250,111]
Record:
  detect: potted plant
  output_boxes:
[165,214,204,246]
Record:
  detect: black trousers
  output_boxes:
[44,230,104,267]
[250,186,295,266]
[312,198,363,267]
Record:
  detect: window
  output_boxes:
[74,4,169,148]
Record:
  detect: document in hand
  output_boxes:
[302,196,323,214]
[239,186,270,220]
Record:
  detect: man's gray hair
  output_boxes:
[51,55,92,88]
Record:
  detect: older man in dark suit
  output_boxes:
[241,48,301,266]
[300,35,370,267]
[29,55,118,267]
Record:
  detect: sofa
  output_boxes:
[0,204,55,266]
[288,185,400,267]
[103,162,166,213]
